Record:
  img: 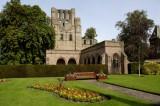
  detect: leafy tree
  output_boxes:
[84,27,97,39]
[116,10,154,62]
[0,0,55,64]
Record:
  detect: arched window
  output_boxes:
[84,40,86,44]
[63,22,65,27]
[69,34,72,41]
[68,58,76,64]
[57,58,65,65]
[60,34,63,40]
[90,40,92,45]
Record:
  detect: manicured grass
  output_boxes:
[104,75,160,94]
[0,77,151,106]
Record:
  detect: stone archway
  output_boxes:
[84,58,87,64]
[56,58,65,65]
[88,57,90,64]
[112,53,120,73]
[97,55,102,64]
[92,56,95,64]
[68,58,77,64]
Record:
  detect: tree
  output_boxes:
[84,27,97,39]
[0,0,55,64]
[116,10,154,62]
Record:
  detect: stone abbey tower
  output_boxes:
[51,7,82,50]
[46,7,128,74]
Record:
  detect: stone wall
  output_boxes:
[46,50,81,65]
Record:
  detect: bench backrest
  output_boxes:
[74,72,96,79]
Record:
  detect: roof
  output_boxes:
[150,25,160,40]
[145,59,160,63]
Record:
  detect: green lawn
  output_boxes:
[0,77,151,106]
[104,75,160,94]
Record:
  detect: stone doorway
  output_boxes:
[57,58,65,65]
[68,58,76,64]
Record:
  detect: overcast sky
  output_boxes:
[0,0,160,41]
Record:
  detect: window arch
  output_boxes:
[60,34,63,40]
[84,40,86,44]
[69,34,72,41]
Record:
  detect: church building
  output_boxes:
[46,7,128,74]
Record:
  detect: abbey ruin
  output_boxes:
[46,7,128,74]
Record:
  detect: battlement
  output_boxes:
[51,7,76,25]
[51,7,82,51]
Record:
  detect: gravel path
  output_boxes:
[87,80,160,104]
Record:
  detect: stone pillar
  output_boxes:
[59,10,63,19]
[108,56,112,74]
[102,53,105,64]
[51,7,58,26]
[105,54,108,73]
[51,7,57,19]
[65,10,69,20]
[71,8,75,24]
[124,56,128,74]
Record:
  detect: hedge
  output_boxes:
[143,62,160,75]
[0,64,108,78]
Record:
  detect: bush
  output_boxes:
[143,62,160,75]
[0,64,108,78]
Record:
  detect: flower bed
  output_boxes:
[30,83,105,102]
[97,73,107,80]
[0,79,7,83]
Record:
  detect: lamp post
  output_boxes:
[138,44,141,77]
[138,17,142,77]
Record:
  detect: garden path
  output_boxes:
[87,80,160,105]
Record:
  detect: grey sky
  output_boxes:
[0,0,160,41]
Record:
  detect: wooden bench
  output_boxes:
[65,72,97,80]
[65,71,107,81]
[74,72,97,80]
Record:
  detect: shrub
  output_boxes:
[143,62,160,75]
[0,64,108,78]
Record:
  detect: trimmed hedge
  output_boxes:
[0,64,108,78]
[143,62,160,75]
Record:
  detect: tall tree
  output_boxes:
[0,0,55,64]
[116,10,154,62]
[84,27,97,39]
